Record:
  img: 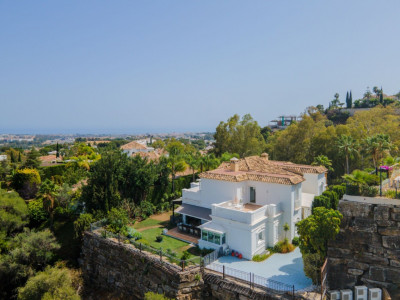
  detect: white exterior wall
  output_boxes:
[184,174,324,259]
[302,173,326,196]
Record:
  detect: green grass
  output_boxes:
[252,252,272,262]
[133,218,168,230]
[139,227,189,256]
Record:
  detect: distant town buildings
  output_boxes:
[268,115,302,130]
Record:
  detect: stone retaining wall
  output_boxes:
[81,231,297,300]
[327,198,400,298]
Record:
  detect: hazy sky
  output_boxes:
[1,1,400,134]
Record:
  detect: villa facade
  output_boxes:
[176,153,326,260]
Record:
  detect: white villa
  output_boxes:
[175,153,326,260]
[120,140,154,157]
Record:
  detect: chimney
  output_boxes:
[261,153,269,161]
[230,157,239,172]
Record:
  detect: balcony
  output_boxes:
[211,200,269,225]
[182,182,202,204]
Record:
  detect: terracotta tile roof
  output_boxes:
[134,151,160,161]
[199,155,326,185]
[120,141,148,150]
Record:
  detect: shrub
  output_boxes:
[126,227,137,238]
[12,168,41,199]
[136,238,150,246]
[252,253,270,262]
[144,292,171,300]
[194,273,202,281]
[273,239,295,253]
[0,189,29,234]
[73,213,94,238]
[107,207,129,235]
[166,248,177,257]
[17,265,80,300]
[156,235,163,242]
[360,185,378,197]
[384,190,400,199]
[180,250,190,260]
[312,195,330,212]
[329,185,346,199]
[133,231,142,240]
[273,242,282,253]
[302,252,323,285]
[292,236,300,246]
[27,199,48,225]
[322,190,339,210]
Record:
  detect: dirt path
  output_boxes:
[150,212,172,221]
[136,225,163,232]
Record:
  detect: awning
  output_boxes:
[199,221,226,234]
[175,203,212,221]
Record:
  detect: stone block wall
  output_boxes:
[81,231,297,300]
[81,231,204,299]
[327,199,400,297]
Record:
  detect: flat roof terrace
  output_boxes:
[219,201,263,212]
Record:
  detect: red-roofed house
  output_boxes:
[175,153,327,259]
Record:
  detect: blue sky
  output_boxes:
[1,1,400,134]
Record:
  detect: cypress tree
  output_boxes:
[380,89,384,105]
[346,91,350,108]
[349,90,353,108]
[56,142,60,158]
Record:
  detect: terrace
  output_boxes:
[211,200,278,225]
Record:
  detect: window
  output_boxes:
[202,230,208,241]
[201,230,225,245]
[208,231,214,243]
[257,230,264,245]
[250,187,256,203]
[214,234,221,245]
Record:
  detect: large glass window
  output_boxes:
[207,231,214,243]
[214,233,221,245]
[201,230,225,245]
[250,187,256,203]
[202,230,208,241]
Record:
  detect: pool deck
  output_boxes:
[209,247,312,291]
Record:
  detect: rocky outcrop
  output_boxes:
[327,198,400,298]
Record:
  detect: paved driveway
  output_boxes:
[209,247,312,290]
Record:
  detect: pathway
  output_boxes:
[209,247,312,291]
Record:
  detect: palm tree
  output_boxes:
[365,134,392,168]
[200,154,220,172]
[38,179,60,228]
[312,155,334,172]
[337,135,358,174]
[185,153,201,182]
[283,222,290,240]
[166,142,186,193]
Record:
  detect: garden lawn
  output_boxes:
[140,227,189,256]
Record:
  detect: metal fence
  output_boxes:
[203,247,220,266]
[206,262,295,295]
[89,221,197,269]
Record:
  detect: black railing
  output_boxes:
[177,223,201,237]
[206,262,295,296]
